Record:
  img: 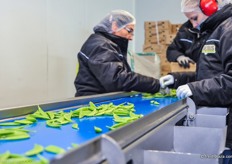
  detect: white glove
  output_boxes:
[159,75,174,88]
[176,84,193,99]
[177,55,195,68]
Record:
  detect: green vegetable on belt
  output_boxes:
[25,144,44,156]
[150,100,160,105]
[45,145,66,154]
[94,126,102,133]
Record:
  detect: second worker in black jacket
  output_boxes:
[166,20,205,68]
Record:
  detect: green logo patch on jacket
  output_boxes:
[202,44,216,55]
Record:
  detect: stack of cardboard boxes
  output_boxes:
[143,20,182,76]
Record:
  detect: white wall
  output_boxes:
[0,0,48,108]
[0,0,135,108]
[0,0,187,109]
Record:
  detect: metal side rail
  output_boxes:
[0,91,136,121]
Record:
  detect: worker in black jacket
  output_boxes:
[167,0,230,69]
[166,20,203,68]
[74,10,161,97]
[160,0,232,148]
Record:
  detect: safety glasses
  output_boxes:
[124,27,134,34]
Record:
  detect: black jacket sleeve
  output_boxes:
[169,72,196,89]
[166,36,186,62]
[88,46,160,94]
[166,21,199,62]
[166,22,189,62]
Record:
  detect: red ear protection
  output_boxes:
[200,0,218,16]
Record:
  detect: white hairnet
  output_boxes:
[181,0,232,13]
[181,0,201,13]
[93,10,136,33]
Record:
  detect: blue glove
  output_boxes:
[159,75,174,88]
[177,55,195,68]
[176,84,193,99]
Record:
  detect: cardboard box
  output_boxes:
[143,44,167,53]
[144,21,172,32]
[144,21,156,29]
[171,24,182,34]
[170,62,196,72]
[165,34,176,45]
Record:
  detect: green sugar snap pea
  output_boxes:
[45,145,65,154]
[14,119,34,125]
[0,129,30,141]
[150,100,160,105]
[0,151,11,162]
[94,126,102,133]
[25,144,44,156]
[0,122,21,126]
[25,115,37,122]
[72,123,79,129]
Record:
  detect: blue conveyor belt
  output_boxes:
[0,94,179,160]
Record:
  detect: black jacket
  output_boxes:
[166,21,203,62]
[74,32,160,96]
[171,4,232,107]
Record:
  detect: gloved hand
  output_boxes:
[159,75,174,88]
[176,84,193,99]
[160,87,170,95]
[176,55,195,68]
